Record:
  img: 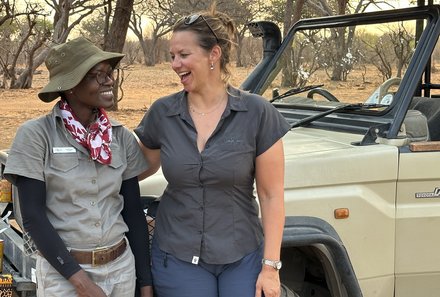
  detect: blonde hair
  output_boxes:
[173,4,237,84]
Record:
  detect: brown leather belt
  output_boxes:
[70,238,126,266]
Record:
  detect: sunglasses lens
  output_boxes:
[185,14,200,25]
[96,70,115,84]
[96,73,105,84]
[183,14,219,43]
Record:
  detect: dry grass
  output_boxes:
[3,62,432,150]
[0,63,253,150]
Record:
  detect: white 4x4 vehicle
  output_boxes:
[139,5,440,297]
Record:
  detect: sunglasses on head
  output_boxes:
[184,14,219,43]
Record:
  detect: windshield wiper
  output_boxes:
[290,103,387,129]
[270,84,324,102]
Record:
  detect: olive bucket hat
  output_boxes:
[38,37,125,102]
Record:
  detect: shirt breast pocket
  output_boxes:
[218,139,247,151]
[49,154,79,172]
[108,145,124,169]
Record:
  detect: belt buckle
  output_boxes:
[92,246,107,267]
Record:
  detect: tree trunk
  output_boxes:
[145,33,159,66]
[330,0,348,81]
[281,0,305,88]
[104,0,134,111]
[13,0,72,90]
[292,0,305,23]
[235,34,244,67]
[140,38,150,66]
[281,0,293,88]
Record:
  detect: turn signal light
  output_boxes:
[334,208,349,219]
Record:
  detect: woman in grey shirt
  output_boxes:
[135,6,290,297]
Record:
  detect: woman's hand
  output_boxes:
[140,285,154,297]
[255,265,281,297]
[69,269,107,297]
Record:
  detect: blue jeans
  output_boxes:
[151,240,263,297]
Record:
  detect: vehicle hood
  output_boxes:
[282,127,399,189]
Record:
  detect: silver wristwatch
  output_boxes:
[261,258,282,270]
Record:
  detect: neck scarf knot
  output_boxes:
[59,100,112,164]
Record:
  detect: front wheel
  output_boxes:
[281,284,301,297]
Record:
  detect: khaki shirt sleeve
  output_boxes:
[4,119,47,184]
[119,127,149,181]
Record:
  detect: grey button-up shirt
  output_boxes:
[135,86,290,264]
[5,103,148,249]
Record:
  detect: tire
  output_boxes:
[281,283,301,297]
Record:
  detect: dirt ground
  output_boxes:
[0,63,253,150]
[0,62,403,150]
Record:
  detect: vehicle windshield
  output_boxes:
[261,18,420,111]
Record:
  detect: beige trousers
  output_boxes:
[36,243,136,297]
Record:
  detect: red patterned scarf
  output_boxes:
[58,100,112,164]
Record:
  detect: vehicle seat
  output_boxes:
[410,97,440,141]
[402,109,429,142]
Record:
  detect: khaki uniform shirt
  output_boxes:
[135,86,290,264]
[4,103,148,249]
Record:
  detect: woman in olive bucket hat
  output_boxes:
[4,37,153,297]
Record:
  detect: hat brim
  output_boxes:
[38,53,124,102]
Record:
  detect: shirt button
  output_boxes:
[90,201,96,206]
[95,222,101,227]
[91,179,96,184]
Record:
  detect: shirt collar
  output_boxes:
[51,100,122,127]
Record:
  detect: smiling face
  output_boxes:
[69,61,115,111]
[170,31,213,94]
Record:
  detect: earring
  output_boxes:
[210,63,214,70]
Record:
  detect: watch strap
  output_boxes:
[261,258,282,270]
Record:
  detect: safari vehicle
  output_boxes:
[2,4,440,297]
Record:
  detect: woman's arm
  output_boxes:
[138,142,161,180]
[254,138,285,297]
[16,176,81,278]
[16,176,106,296]
[120,177,153,296]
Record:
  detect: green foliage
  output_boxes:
[0,18,19,39]
[79,17,106,45]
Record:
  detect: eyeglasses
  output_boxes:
[184,14,219,43]
[86,69,118,85]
